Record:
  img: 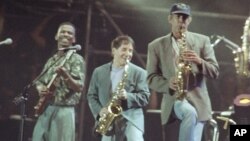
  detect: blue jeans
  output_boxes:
[174,99,205,141]
[102,118,143,141]
[32,105,75,141]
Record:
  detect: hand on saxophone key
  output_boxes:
[117,89,128,100]
[181,50,202,64]
[169,77,178,91]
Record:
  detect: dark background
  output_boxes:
[0,0,249,141]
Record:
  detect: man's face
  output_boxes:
[112,43,134,67]
[168,13,191,34]
[55,24,76,48]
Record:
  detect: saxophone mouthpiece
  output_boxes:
[124,57,130,65]
[126,59,129,64]
[124,59,129,71]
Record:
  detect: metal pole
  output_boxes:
[77,1,92,141]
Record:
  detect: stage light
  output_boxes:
[233,94,250,124]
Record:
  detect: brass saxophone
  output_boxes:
[94,63,129,135]
[175,30,192,100]
[233,17,250,77]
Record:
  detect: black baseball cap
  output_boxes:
[170,3,191,16]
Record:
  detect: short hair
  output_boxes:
[59,22,76,29]
[111,35,135,49]
[57,21,76,35]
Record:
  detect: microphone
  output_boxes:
[0,38,13,46]
[211,35,240,50]
[221,36,240,50]
[58,44,81,51]
[211,36,223,48]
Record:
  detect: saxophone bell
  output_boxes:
[108,101,123,116]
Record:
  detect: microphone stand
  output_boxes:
[13,49,74,141]
[13,84,31,141]
[212,35,241,50]
[13,58,57,141]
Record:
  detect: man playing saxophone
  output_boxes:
[146,3,219,141]
[87,35,150,141]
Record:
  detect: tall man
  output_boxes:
[146,3,219,141]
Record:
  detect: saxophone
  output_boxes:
[175,30,192,100]
[94,63,129,135]
[233,17,250,77]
